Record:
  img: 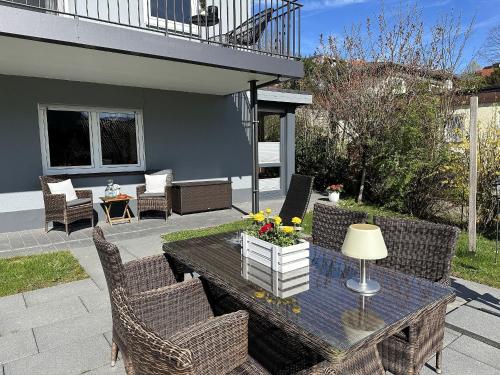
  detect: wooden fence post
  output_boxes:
[468,96,478,253]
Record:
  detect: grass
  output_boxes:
[162,198,500,289]
[0,251,88,297]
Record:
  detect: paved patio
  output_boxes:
[0,194,499,374]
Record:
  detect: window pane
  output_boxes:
[151,0,192,23]
[47,110,91,167]
[100,112,138,165]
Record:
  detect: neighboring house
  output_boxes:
[0,0,309,232]
[449,86,500,142]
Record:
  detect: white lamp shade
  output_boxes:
[341,224,388,260]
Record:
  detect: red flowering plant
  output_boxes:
[326,184,344,193]
[245,208,302,247]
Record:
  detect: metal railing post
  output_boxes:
[250,80,260,213]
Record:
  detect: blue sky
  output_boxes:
[300,0,500,70]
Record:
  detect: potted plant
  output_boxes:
[241,209,309,272]
[326,183,343,204]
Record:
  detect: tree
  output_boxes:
[480,25,500,64]
[305,3,472,203]
[485,68,500,86]
[464,60,482,74]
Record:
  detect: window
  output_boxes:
[445,114,465,143]
[145,0,199,34]
[39,105,145,175]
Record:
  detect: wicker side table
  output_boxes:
[172,181,232,215]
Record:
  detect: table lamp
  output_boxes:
[341,224,388,295]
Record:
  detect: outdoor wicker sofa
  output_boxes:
[39,176,94,235]
[311,203,368,250]
[136,172,173,221]
[279,174,314,226]
[92,226,178,369]
[373,216,460,375]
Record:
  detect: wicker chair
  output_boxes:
[39,176,94,235]
[110,282,270,375]
[279,174,314,226]
[136,173,173,221]
[373,217,459,375]
[312,203,368,251]
[92,226,178,369]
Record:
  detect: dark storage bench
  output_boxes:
[172,180,232,215]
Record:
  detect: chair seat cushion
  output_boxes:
[139,193,165,198]
[67,198,92,207]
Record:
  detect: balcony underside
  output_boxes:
[0,6,304,95]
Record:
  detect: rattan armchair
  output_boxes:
[92,227,178,369]
[111,281,270,375]
[279,174,314,226]
[373,217,459,375]
[39,176,94,235]
[136,174,173,221]
[312,203,368,251]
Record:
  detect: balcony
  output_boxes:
[0,0,303,94]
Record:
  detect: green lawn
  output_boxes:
[0,251,88,297]
[163,198,499,289]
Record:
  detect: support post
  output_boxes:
[468,96,478,253]
[250,80,260,213]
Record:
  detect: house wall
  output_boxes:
[453,103,500,134]
[0,74,257,232]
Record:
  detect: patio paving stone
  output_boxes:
[86,361,126,375]
[0,294,25,315]
[446,305,500,344]
[20,233,37,247]
[448,335,500,370]
[0,296,87,336]
[3,334,110,375]
[0,329,38,364]
[23,279,100,307]
[420,346,500,375]
[78,290,110,313]
[33,307,111,352]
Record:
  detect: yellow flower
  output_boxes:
[258,210,264,215]
[248,212,254,218]
[291,217,302,225]
[292,306,301,314]
[273,216,282,225]
[281,226,294,234]
[254,290,265,299]
[265,208,272,214]
[253,213,265,222]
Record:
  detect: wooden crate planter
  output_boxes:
[241,232,309,272]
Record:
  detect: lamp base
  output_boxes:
[346,278,381,295]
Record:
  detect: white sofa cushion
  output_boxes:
[47,179,78,202]
[145,174,167,194]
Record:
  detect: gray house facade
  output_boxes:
[0,0,308,232]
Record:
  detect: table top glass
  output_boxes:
[164,232,454,355]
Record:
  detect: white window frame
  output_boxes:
[38,104,146,175]
[143,0,200,35]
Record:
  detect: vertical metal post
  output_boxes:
[250,80,260,213]
[468,96,478,253]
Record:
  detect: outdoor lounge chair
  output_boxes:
[110,283,270,374]
[136,170,173,221]
[312,203,368,251]
[39,176,94,235]
[210,8,274,48]
[92,226,178,370]
[373,217,459,375]
[279,174,314,226]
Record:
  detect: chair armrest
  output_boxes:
[44,193,67,211]
[164,185,172,198]
[75,189,93,199]
[136,184,146,197]
[130,278,213,335]
[123,254,177,294]
[171,310,249,375]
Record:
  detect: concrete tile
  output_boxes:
[32,233,51,246]
[466,298,500,316]
[6,233,23,250]
[448,335,500,370]
[452,277,500,301]
[0,329,38,364]
[33,308,111,352]
[0,294,26,314]
[421,347,500,375]
[86,361,126,375]
[3,334,110,375]
[103,331,113,346]
[79,291,110,313]
[20,234,37,248]
[446,305,500,344]
[0,296,87,336]
[23,279,99,307]
[442,327,461,348]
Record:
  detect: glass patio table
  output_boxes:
[163,232,455,369]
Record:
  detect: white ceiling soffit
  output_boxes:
[0,36,276,95]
